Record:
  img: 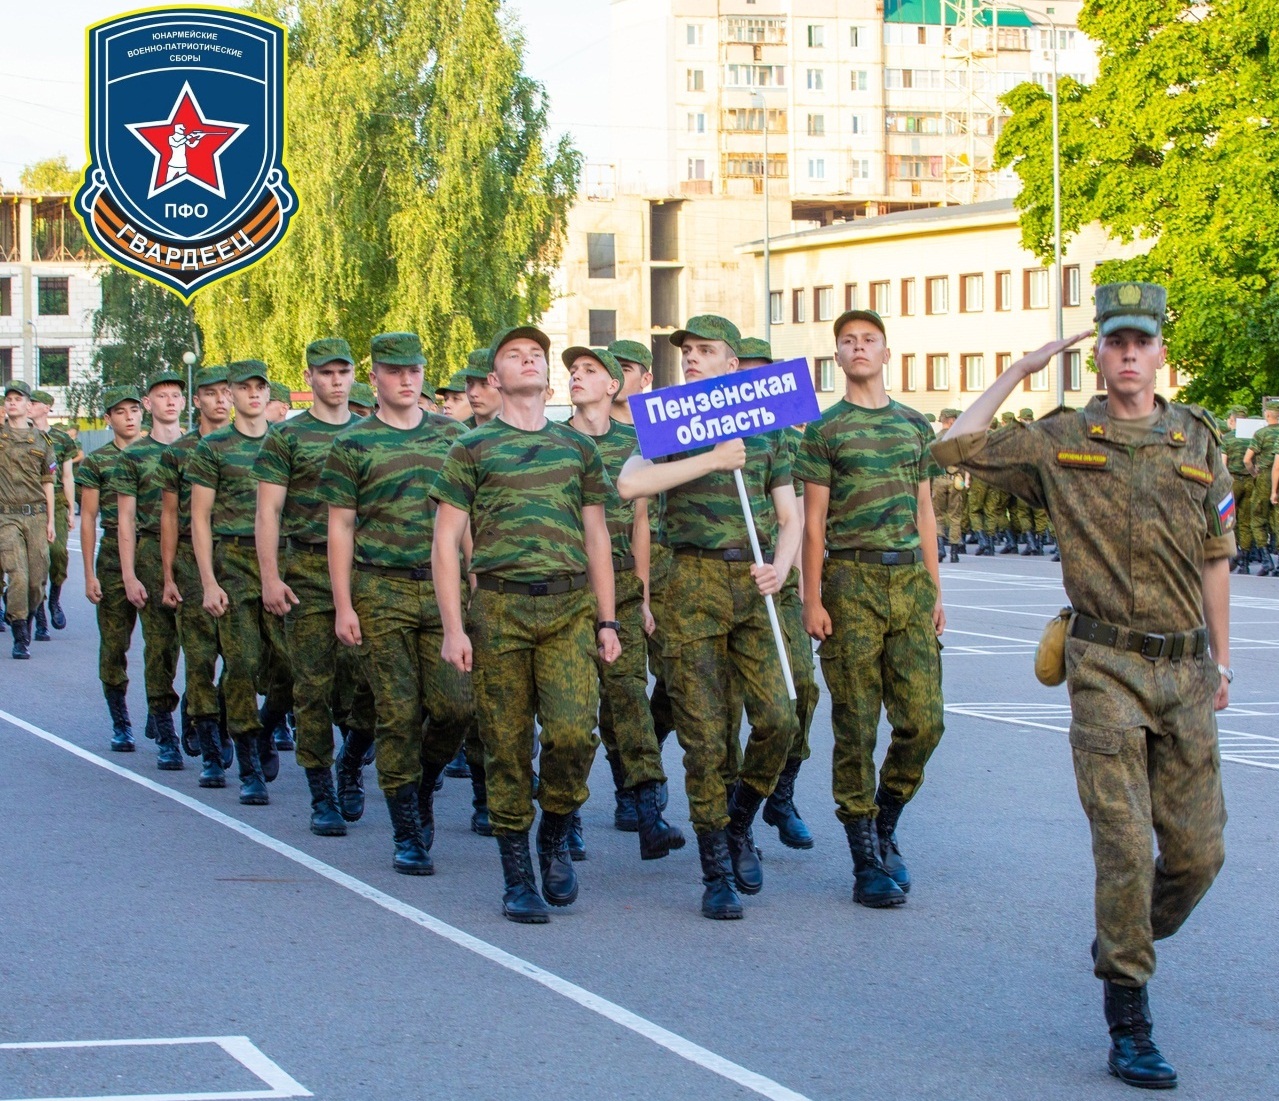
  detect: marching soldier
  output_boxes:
[1243,400,1279,574]
[26,389,76,633]
[932,409,967,563]
[266,381,293,424]
[936,284,1232,1089]
[1220,405,1254,572]
[462,349,502,427]
[1013,408,1051,555]
[435,371,473,422]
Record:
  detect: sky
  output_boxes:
[0,0,612,189]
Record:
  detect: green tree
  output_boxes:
[193,0,579,389]
[995,0,1279,412]
[20,156,78,193]
[91,268,202,390]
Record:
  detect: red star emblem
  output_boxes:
[126,82,247,200]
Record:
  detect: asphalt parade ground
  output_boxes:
[2,545,1276,1101]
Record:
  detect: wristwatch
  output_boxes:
[597,620,621,633]
[1216,663,1234,684]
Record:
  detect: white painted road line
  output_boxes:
[0,708,813,1101]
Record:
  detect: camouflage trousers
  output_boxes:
[470,584,599,834]
[95,535,136,691]
[1065,635,1227,988]
[663,554,798,833]
[353,570,473,793]
[967,479,989,535]
[283,546,375,770]
[50,499,69,588]
[647,542,675,741]
[212,541,286,737]
[1013,498,1050,537]
[984,487,1010,536]
[932,478,966,544]
[174,539,221,720]
[819,559,944,823]
[598,570,665,789]
[0,512,48,622]
[1231,476,1253,552]
[135,535,180,713]
[1249,475,1274,548]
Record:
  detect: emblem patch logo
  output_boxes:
[75,6,298,301]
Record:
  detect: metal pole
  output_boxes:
[733,468,795,700]
[1049,11,1065,406]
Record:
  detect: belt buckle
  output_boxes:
[409,567,429,581]
[1140,633,1167,661]
[21,504,33,516]
[881,551,901,566]
[529,581,549,597]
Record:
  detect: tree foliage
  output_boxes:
[192,0,580,389]
[20,156,79,193]
[91,267,201,390]
[996,0,1279,411]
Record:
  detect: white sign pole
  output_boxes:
[733,468,797,701]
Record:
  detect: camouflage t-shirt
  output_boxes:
[47,426,78,465]
[794,399,941,552]
[317,411,463,570]
[110,434,172,535]
[75,441,128,531]
[185,423,271,538]
[783,425,806,498]
[568,418,637,559]
[156,430,207,536]
[1250,423,1279,471]
[254,410,352,544]
[0,424,56,508]
[1220,430,1248,476]
[431,418,611,582]
[659,432,790,552]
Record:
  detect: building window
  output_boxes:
[1064,264,1081,307]
[816,357,835,392]
[724,64,786,87]
[902,354,917,391]
[686,23,703,46]
[851,158,871,179]
[687,112,706,134]
[588,310,617,346]
[37,277,69,316]
[1028,356,1049,391]
[1024,268,1049,309]
[687,157,706,180]
[38,347,70,388]
[996,352,1012,377]
[0,347,11,384]
[1067,349,1082,391]
[927,354,950,391]
[869,280,891,316]
[792,289,806,324]
[814,286,834,322]
[961,354,985,391]
[850,26,864,48]
[850,114,866,135]
[0,276,11,316]
[807,113,825,137]
[901,278,916,317]
[995,270,1012,311]
[769,290,784,325]
[960,273,983,312]
[587,233,616,279]
[806,68,825,91]
[807,24,825,48]
[808,158,826,180]
[687,69,704,91]
[926,276,949,315]
[844,283,858,311]
[850,70,868,91]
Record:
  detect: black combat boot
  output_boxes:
[1258,548,1273,577]
[937,536,946,563]
[443,747,471,778]
[844,817,906,908]
[105,687,134,751]
[1104,981,1178,1089]
[195,717,226,788]
[47,583,66,630]
[696,830,743,920]
[606,749,638,831]
[469,757,493,836]
[874,789,911,893]
[305,768,347,837]
[956,538,967,554]
[949,541,960,563]
[256,704,284,782]
[32,603,50,641]
[385,782,432,875]
[973,532,989,557]
[273,711,295,751]
[536,810,579,906]
[496,831,550,923]
[1019,530,1033,555]
[334,726,373,822]
[998,528,1018,554]
[1235,548,1250,574]
[635,780,685,860]
[233,733,269,805]
[725,781,765,895]
[179,696,200,757]
[418,760,446,854]
[153,710,184,770]
[567,810,587,861]
[9,618,30,659]
[763,757,814,850]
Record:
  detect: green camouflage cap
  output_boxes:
[269,381,293,406]
[194,365,229,388]
[146,370,186,392]
[370,332,426,368]
[561,346,625,385]
[1018,407,1035,420]
[103,384,142,412]
[1095,282,1166,338]
[925,412,936,423]
[607,340,652,370]
[1226,404,1250,417]
[737,337,774,363]
[938,408,961,419]
[4,379,31,398]
[30,389,55,405]
[306,337,355,367]
[1000,411,1016,423]
[1265,399,1279,413]
[458,348,492,381]
[833,308,886,338]
[436,371,469,394]
[669,315,741,355]
[489,325,551,362]
[348,382,376,408]
[990,418,1000,430]
[228,359,270,384]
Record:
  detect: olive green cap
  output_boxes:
[833,309,886,338]
[561,346,625,385]
[1018,407,1035,420]
[737,337,774,363]
[1095,282,1166,338]
[228,359,269,384]
[1265,399,1279,413]
[195,365,229,389]
[489,326,551,362]
[669,315,741,355]
[925,412,936,423]
[103,384,142,412]
[4,379,31,398]
[938,408,960,419]
[608,340,652,370]
[1227,405,1249,417]
[306,338,355,367]
[269,381,293,406]
[147,370,186,392]
[30,389,55,405]
[990,418,1000,430]
[1000,411,1016,423]
[348,382,376,408]
[370,332,426,368]
[436,371,469,394]
[458,349,492,381]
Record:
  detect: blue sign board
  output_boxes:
[628,358,821,460]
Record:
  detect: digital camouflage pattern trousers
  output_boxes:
[1065,634,1227,988]
[50,499,68,588]
[212,541,287,738]
[598,570,665,790]
[134,535,180,713]
[0,513,47,622]
[646,542,675,741]
[174,539,221,720]
[818,559,944,823]
[1232,476,1253,552]
[932,478,966,544]
[470,583,599,835]
[95,535,136,691]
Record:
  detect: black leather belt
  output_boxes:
[474,573,587,597]
[289,538,328,554]
[1070,614,1208,661]
[355,561,432,581]
[828,549,919,566]
[0,503,46,515]
[673,547,773,563]
[218,534,258,548]
[613,555,635,572]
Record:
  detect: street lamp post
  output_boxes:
[752,90,772,345]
